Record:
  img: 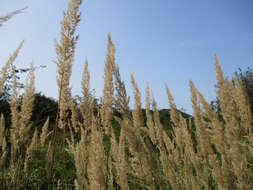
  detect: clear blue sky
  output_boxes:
[0,0,252,113]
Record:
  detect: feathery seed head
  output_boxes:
[101,34,116,132]
[40,117,50,147]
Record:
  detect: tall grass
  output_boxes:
[0,0,252,189]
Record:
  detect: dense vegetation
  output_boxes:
[0,1,252,189]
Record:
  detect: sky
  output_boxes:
[0,0,253,113]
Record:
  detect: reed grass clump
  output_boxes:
[0,0,252,189]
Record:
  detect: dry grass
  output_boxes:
[0,0,252,189]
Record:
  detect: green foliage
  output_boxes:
[0,145,76,190]
[31,93,58,128]
[0,93,57,130]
